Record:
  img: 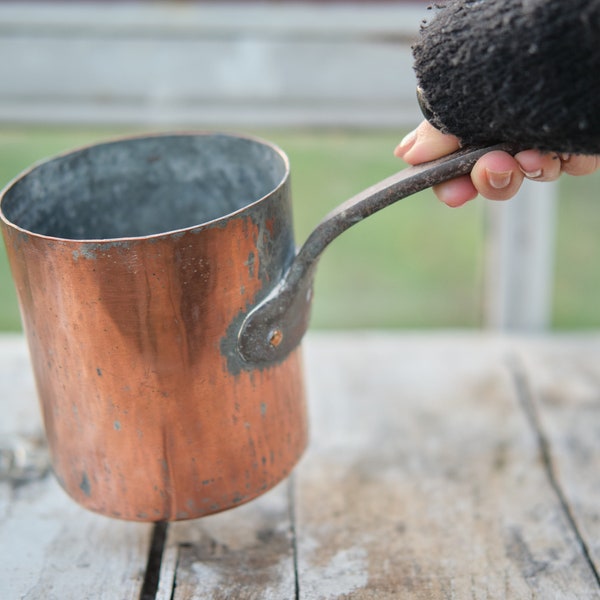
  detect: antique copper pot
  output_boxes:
[0,132,501,520]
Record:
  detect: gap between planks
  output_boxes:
[145,475,301,600]
[507,353,600,588]
[137,339,600,600]
[140,521,169,600]
[288,473,301,600]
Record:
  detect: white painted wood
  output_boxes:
[0,334,39,436]
[514,336,600,575]
[483,179,558,331]
[0,2,428,128]
[0,477,153,600]
[0,335,153,600]
[296,332,600,598]
[0,36,417,127]
[0,335,47,485]
[6,333,600,595]
[158,479,296,600]
[0,2,428,37]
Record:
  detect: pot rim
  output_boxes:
[0,130,291,245]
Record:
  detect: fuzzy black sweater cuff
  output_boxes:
[413,0,600,154]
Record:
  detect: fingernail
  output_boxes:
[486,169,513,189]
[559,153,571,162]
[394,129,418,157]
[521,168,543,179]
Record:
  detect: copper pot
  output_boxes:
[0,132,501,520]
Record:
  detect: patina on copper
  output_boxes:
[237,142,519,365]
[0,133,307,521]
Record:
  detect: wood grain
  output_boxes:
[4,333,600,598]
[296,333,600,599]
[0,4,425,128]
[158,479,296,600]
[0,336,153,600]
[514,336,600,580]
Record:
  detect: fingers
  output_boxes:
[471,151,525,201]
[394,122,525,205]
[560,154,600,176]
[395,121,600,208]
[514,149,562,182]
[432,175,478,208]
[441,152,527,204]
[394,120,460,164]
[472,150,599,201]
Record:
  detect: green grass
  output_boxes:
[1,126,599,331]
[272,129,485,329]
[554,173,600,328]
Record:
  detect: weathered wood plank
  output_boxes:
[0,3,427,128]
[4,332,600,598]
[0,335,153,600]
[0,2,427,37]
[296,333,600,598]
[0,335,40,436]
[0,478,154,600]
[514,336,600,578]
[0,37,418,128]
[158,479,296,600]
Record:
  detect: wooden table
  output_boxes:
[2,332,600,599]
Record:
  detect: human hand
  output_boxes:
[394,120,600,208]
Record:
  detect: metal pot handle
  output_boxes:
[238,142,518,366]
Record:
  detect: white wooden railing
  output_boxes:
[0,1,556,330]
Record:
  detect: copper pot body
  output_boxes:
[0,133,307,521]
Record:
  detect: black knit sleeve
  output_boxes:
[413,0,600,154]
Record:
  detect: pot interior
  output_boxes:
[1,134,288,240]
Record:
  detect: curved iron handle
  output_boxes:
[238,142,519,366]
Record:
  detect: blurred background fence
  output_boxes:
[0,1,424,127]
[1,1,599,333]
